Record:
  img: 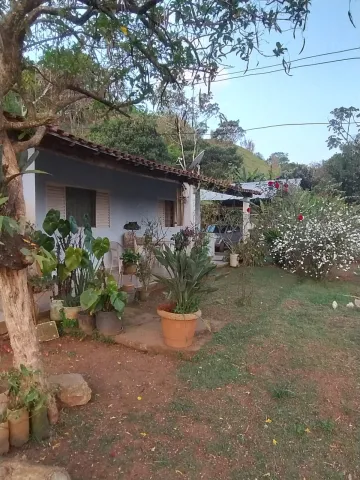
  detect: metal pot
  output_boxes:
[96,311,123,336]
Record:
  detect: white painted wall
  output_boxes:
[22,148,37,224]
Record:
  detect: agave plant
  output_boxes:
[154,245,217,314]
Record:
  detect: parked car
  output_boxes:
[206,224,242,252]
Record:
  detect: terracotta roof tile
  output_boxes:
[43,126,258,196]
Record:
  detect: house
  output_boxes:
[22,127,257,266]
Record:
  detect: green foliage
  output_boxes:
[324,145,360,202]
[233,166,266,182]
[89,115,173,164]
[201,142,244,180]
[3,365,47,411]
[154,245,216,314]
[210,120,244,144]
[35,209,110,298]
[255,190,360,279]
[80,273,127,318]
[121,249,140,265]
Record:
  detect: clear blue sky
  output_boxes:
[208,0,360,165]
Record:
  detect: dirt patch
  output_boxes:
[0,336,178,479]
[282,299,302,310]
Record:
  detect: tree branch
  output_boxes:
[13,125,47,153]
[4,116,55,131]
[66,84,148,114]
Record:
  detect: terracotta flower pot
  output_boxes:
[31,405,50,441]
[78,312,95,335]
[124,263,137,275]
[121,284,135,294]
[96,311,123,336]
[63,306,80,320]
[50,299,64,321]
[8,407,29,447]
[157,303,201,349]
[0,420,9,454]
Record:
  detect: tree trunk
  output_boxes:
[0,268,42,370]
[0,131,59,424]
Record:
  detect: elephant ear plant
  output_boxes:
[154,244,217,349]
[80,274,128,335]
[34,209,110,299]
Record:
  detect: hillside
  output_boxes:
[237,146,272,177]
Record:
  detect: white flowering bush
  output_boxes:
[256,191,360,279]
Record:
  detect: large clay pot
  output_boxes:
[78,312,95,335]
[124,263,137,275]
[50,299,64,321]
[157,303,201,349]
[229,253,239,267]
[31,405,50,441]
[0,420,9,454]
[96,311,123,336]
[63,306,80,320]
[8,407,29,447]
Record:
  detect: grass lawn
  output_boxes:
[5,266,360,479]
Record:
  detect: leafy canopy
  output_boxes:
[1,0,311,153]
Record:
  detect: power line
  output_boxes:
[213,46,360,78]
[205,57,360,84]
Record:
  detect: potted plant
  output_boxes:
[4,365,47,447]
[136,256,152,301]
[62,293,81,320]
[0,410,9,454]
[154,244,216,348]
[228,243,240,267]
[122,249,140,275]
[136,219,168,300]
[80,273,128,336]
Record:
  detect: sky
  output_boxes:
[207,0,360,165]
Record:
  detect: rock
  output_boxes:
[0,322,7,336]
[354,298,360,308]
[0,459,71,479]
[346,302,355,308]
[48,373,91,407]
[332,301,338,310]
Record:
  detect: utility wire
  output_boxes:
[213,46,360,77]
[196,57,360,84]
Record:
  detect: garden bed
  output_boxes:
[1,266,360,479]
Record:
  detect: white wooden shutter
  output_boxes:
[46,184,66,218]
[157,200,166,226]
[96,191,110,227]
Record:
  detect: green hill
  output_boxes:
[237,146,274,177]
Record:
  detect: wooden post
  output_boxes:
[242,196,251,240]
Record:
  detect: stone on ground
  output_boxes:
[0,459,71,479]
[48,373,91,407]
[346,302,355,308]
[354,298,360,308]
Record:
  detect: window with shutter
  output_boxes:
[66,187,96,227]
[96,191,110,228]
[157,200,166,226]
[158,200,176,227]
[46,184,110,228]
[164,201,175,227]
[46,185,66,218]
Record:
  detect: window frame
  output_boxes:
[45,182,111,229]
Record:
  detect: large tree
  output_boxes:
[0,0,311,405]
[88,113,175,164]
[210,119,244,144]
[325,107,360,201]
